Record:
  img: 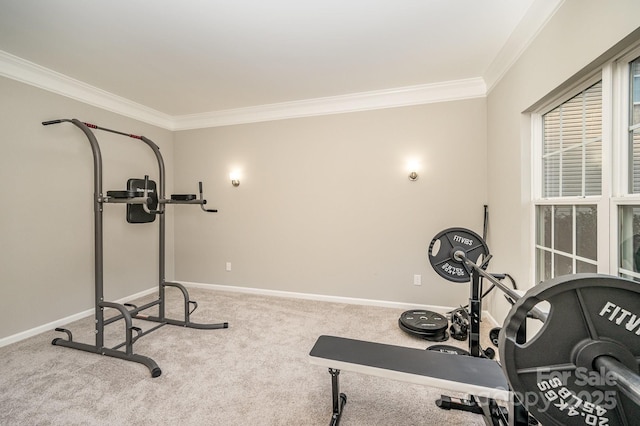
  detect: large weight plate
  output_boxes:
[428,228,490,283]
[499,274,640,426]
[398,310,449,341]
[399,310,448,333]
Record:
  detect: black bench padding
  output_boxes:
[310,335,509,399]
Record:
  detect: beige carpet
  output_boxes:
[0,287,500,425]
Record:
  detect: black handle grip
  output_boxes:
[198,181,217,212]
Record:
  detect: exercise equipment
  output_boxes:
[43,118,228,378]
[428,228,547,356]
[448,306,469,341]
[309,335,511,426]
[432,227,640,426]
[427,344,470,356]
[398,309,449,341]
[490,327,501,346]
[428,227,490,283]
[310,227,640,426]
[400,210,495,342]
[500,274,640,426]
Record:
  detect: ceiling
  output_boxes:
[0,0,562,127]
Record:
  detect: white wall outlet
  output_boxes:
[413,274,422,286]
[225,262,232,272]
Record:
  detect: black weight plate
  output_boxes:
[428,228,490,283]
[427,344,471,356]
[499,273,640,426]
[399,310,448,332]
[398,321,449,341]
[489,327,501,347]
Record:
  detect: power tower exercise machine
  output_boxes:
[43,118,228,377]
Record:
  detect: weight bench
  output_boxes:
[309,335,513,425]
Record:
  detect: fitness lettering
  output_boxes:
[439,234,474,276]
[599,302,640,335]
[452,234,474,245]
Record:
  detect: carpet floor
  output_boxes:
[0,287,501,425]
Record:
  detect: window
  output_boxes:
[618,55,640,280]
[534,82,603,283]
[533,46,640,284]
[536,205,598,282]
[630,58,640,194]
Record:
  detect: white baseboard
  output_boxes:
[1,281,500,347]
[179,280,457,313]
[482,310,501,328]
[0,287,157,348]
[180,281,500,328]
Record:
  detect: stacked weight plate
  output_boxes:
[398,309,449,341]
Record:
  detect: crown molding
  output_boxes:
[1,49,486,130]
[484,0,565,92]
[0,50,174,129]
[172,78,486,130]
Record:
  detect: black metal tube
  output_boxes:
[594,356,640,406]
[469,270,482,357]
[139,136,167,320]
[68,119,106,348]
[78,121,145,141]
[111,323,166,350]
[329,368,346,425]
[51,339,161,377]
[454,250,548,322]
[103,299,161,326]
[164,281,192,323]
[100,301,134,355]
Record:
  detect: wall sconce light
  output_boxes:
[230,171,240,187]
[407,160,420,181]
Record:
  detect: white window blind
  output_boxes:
[542,81,602,198]
[630,58,640,193]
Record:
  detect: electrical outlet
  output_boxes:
[226,262,232,272]
[413,274,422,286]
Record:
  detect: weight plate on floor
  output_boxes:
[499,273,640,426]
[398,310,449,341]
[428,228,490,283]
[399,310,448,332]
[427,344,470,356]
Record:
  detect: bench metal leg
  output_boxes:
[329,368,347,426]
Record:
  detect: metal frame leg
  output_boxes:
[329,368,347,426]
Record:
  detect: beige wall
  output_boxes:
[173,100,488,307]
[0,77,174,339]
[6,0,639,342]
[486,0,640,322]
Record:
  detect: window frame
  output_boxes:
[531,43,640,284]
[611,46,640,279]
[531,72,610,281]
